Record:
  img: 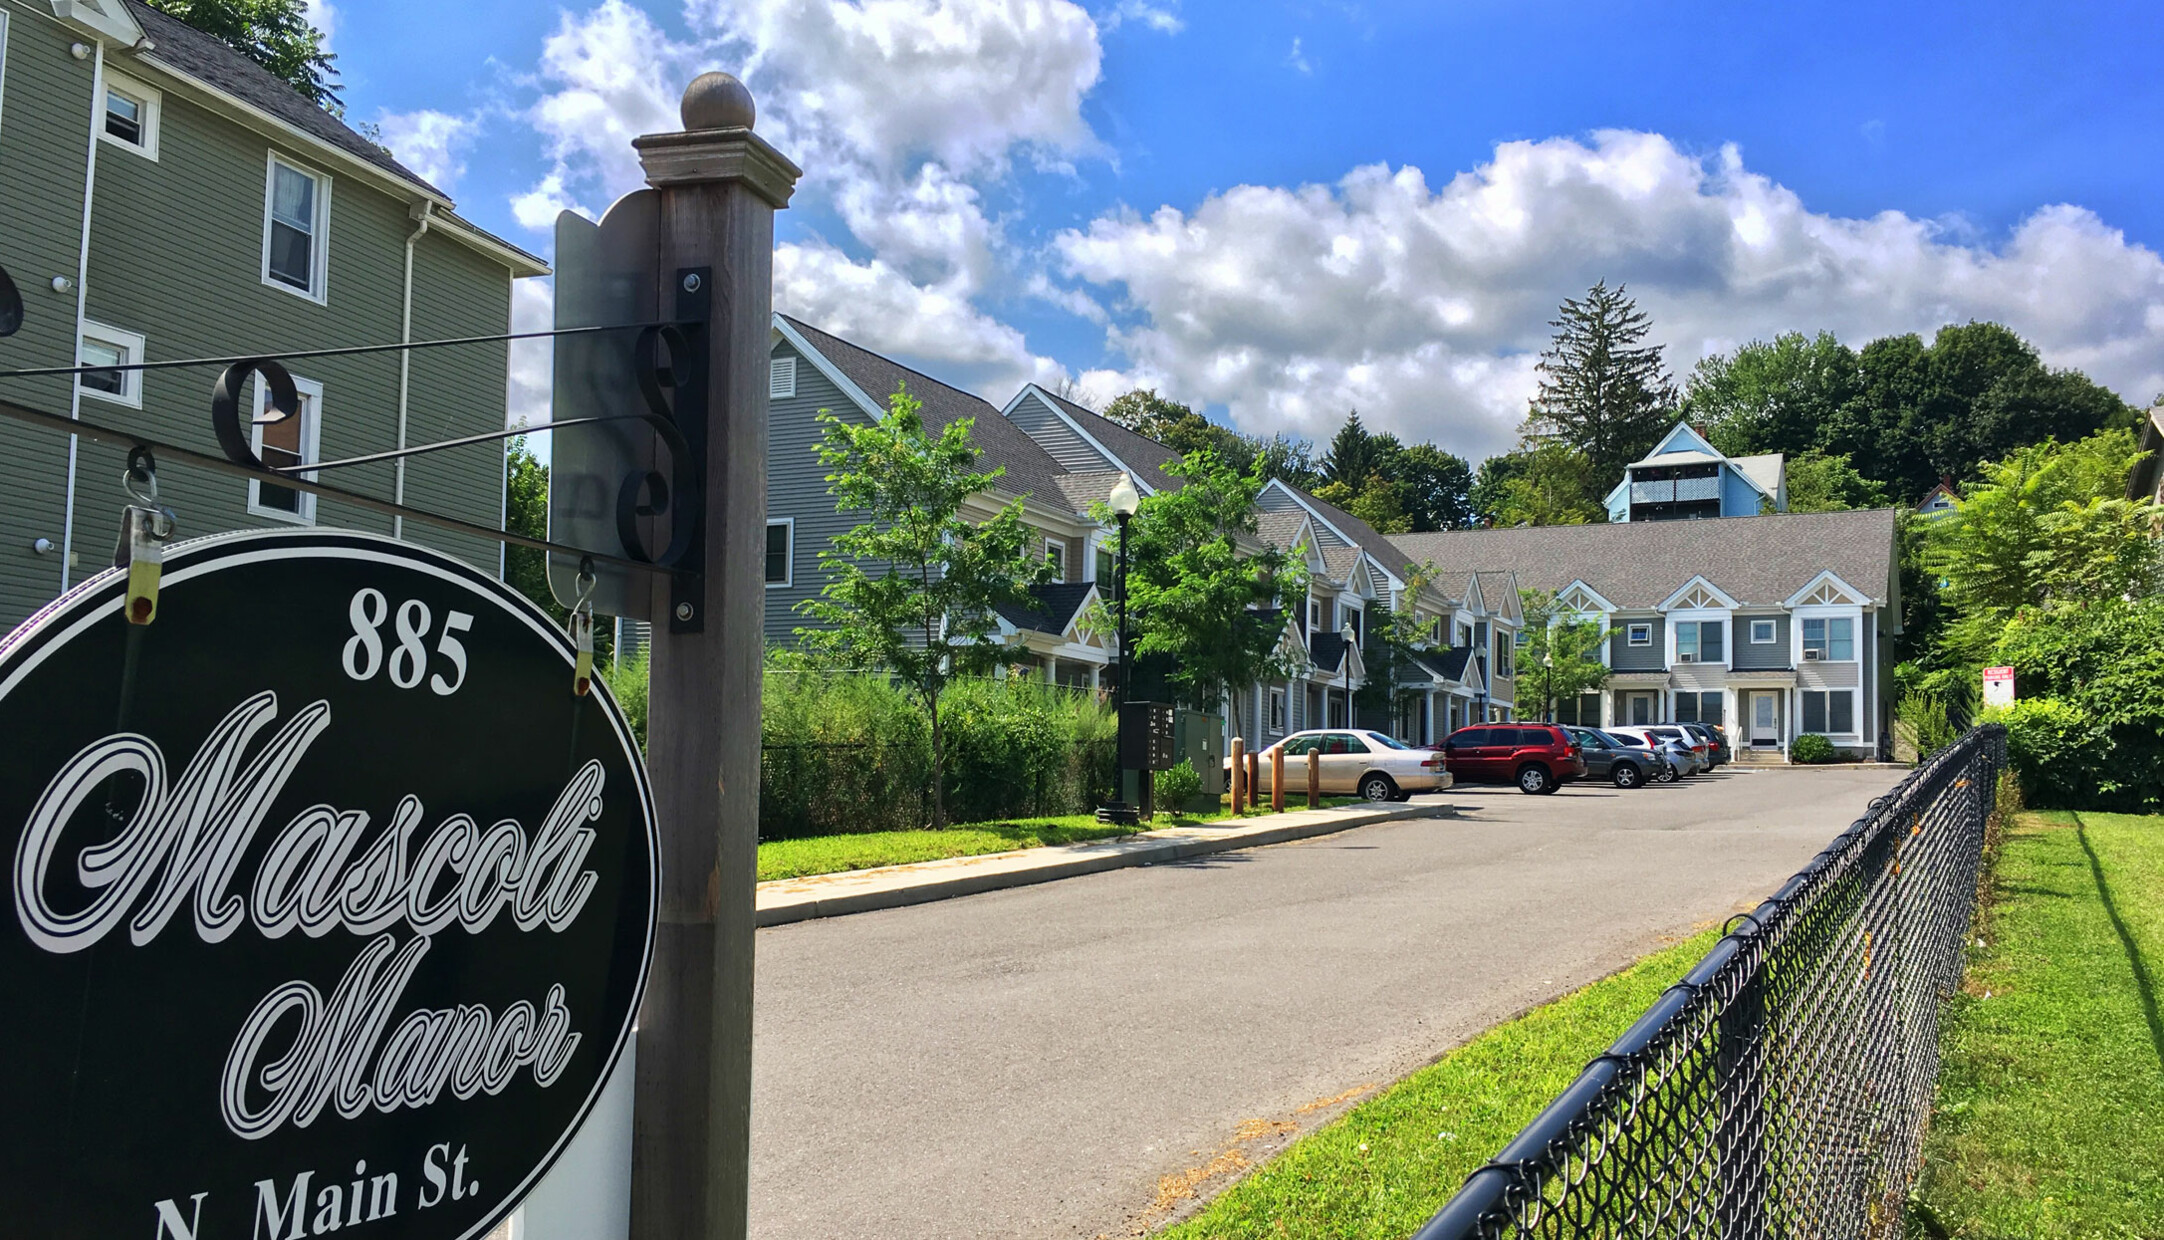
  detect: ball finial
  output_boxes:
[681,72,755,131]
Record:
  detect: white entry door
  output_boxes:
[1750,692,1778,745]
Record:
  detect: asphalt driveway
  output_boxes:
[749,765,1906,1239]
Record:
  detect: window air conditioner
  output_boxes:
[1676,653,1696,663]
[1804,649,1824,661]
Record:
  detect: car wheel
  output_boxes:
[1656,763,1678,783]
[1517,765,1551,795]
[1613,763,1643,789]
[1359,773,1396,802]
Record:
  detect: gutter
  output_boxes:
[59,39,105,592]
[392,201,435,538]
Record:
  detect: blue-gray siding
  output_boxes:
[1610,616,1666,670]
[1732,613,1791,670]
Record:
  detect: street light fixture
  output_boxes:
[1100,472,1143,825]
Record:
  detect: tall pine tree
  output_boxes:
[1523,281,1676,486]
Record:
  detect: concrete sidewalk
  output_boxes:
[755,798,1458,927]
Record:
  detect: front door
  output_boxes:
[1750,692,1778,746]
[1628,692,1655,726]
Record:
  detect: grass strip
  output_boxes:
[1159,928,1723,1239]
[1911,810,2164,1238]
[757,799,1363,882]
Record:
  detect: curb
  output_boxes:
[755,799,1458,927]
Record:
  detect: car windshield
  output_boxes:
[1367,733,1411,750]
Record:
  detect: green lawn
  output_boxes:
[1910,810,2164,1238]
[1157,929,1723,1239]
[758,798,1366,882]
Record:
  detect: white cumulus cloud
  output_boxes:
[375,109,477,192]
[1054,131,2164,460]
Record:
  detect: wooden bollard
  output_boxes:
[1271,744,1285,812]
[1307,748,1321,808]
[1229,736,1245,813]
[1247,751,1261,808]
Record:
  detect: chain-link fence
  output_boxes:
[1415,725,2007,1240]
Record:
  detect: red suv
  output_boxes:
[1438,723,1588,795]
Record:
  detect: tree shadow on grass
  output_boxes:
[2074,813,2164,1074]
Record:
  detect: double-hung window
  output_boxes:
[1675,620,1724,663]
[1802,617,1855,661]
[101,71,160,159]
[1269,689,1286,734]
[1094,542,1114,584]
[248,375,323,522]
[1801,690,1856,735]
[1045,539,1065,582]
[77,323,145,407]
[263,155,330,300]
[764,520,793,586]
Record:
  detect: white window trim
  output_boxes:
[246,373,324,524]
[1665,609,1732,668]
[1626,622,1653,647]
[78,321,146,409]
[764,517,795,588]
[261,151,332,304]
[1793,606,1863,664]
[1045,537,1065,583]
[100,69,161,161]
[1269,688,1286,735]
[0,11,12,137]
[769,355,797,399]
[1799,688,1861,738]
[1748,618,1777,645]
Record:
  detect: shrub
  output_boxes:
[758,667,1115,838]
[602,650,649,751]
[1988,697,2109,810]
[1790,733,1837,764]
[1153,759,1203,814]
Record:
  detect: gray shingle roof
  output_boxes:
[126,2,539,268]
[1309,631,1349,673]
[1254,508,1312,554]
[132,1,438,192]
[1389,510,1901,610]
[781,317,1073,506]
[995,582,1096,636]
[1411,646,1475,683]
[1039,391,1187,495]
[1288,487,1425,583]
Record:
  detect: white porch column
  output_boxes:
[1044,655,1058,685]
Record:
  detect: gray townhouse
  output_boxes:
[762,315,1527,757]
[0,0,546,629]
[1391,507,1902,760]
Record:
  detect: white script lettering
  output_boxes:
[223,933,582,1140]
[13,692,605,953]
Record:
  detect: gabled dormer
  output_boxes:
[1604,422,1785,522]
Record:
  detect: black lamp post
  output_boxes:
[1099,473,1141,824]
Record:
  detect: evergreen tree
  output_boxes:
[1324,411,1383,488]
[1524,281,1676,485]
[145,0,340,111]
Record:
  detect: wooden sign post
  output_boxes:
[630,74,799,1240]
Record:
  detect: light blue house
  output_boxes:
[1604,423,1786,522]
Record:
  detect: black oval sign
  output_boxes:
[0,529,657,1240]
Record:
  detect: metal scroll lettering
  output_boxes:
[547,190,710,623]
[208,358,301,468]
[0,264,22,338]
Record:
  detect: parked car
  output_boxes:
[1604,727,1702,778]
[1222,729,1452,801]
[1438,723,1588,795]
[1643,725,1714,773]
[1680,722,1731,769]
[1566,727,1658,789]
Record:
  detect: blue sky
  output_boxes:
[322,0,2164,460]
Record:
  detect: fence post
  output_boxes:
[1271,744,1285,812]
[1229,736,1245,814]
[629,73,800,1240]
[1308,748,1320,809]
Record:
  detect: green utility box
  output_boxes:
[1173,708,1226,801]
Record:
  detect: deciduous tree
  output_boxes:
[1515,589,1612,721]
[797,384,1051,827]
[146,0,340,110]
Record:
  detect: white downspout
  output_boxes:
[59,41,106,591]
[392,201,434,539]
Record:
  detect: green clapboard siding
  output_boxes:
[0,2,520,630]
